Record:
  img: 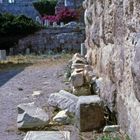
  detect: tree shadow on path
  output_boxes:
[0,63,31,87]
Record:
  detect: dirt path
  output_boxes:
[0,60,70,140]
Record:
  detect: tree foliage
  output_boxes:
[33,0,57,16]
[0,13,40,37]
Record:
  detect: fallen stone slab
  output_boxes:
[48,90,78,113]
[103,125,120,132]
[23,131,70,140]
[75,95,105,132]
[17,102,49,129]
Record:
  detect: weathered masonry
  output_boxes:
[84,0,140,139]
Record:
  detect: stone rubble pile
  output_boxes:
[16,54,119,140]
[66,53,100,96]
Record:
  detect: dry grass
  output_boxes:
[0,53,73,72]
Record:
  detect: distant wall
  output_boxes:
[16,25,85,54]
[0,1,39,20]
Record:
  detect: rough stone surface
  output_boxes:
[84,0,140,139]
[70,53,95,95]
[23,131,70,140]
[48,90,78,113]
[72,53,87,65]
[16,27,85,54]
[70,69,84,88]
[17,102,49,129]
[75,95,105,132]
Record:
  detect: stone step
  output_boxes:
[23,131,70,140]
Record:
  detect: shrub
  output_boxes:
[33,0,57,16]
[57,7,78,23]
[0,14,40,36]
[0,13,41,50]
[42,15,59,24]
[42,7,78,24]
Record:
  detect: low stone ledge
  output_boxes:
[23,131,71,140]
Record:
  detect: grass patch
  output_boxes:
[0,53,73,72]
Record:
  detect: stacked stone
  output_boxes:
[69,53,96,96]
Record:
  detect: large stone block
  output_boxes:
[48,90,78,113]
[75,95,105,132]
[23,131,70,140]
[17,102,49,129]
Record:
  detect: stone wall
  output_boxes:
[16,25,85,54]
[0,1,39,20]
[84,0,140,139]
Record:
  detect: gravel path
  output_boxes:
[0,62,70,140]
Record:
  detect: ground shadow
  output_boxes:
[0,63,31,87]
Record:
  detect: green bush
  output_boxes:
[0,13,40,36]
[33,0,57,16]
[0,13,41,50]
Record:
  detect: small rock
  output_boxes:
[103,125,120,132]
[23,131,70,140]
[42,76,47,78]
[72,53,87,65]
[18,87,23,91]
[17,102,49,129]
[48,90,78,113]
[43,82,50,85]
[53,110,68,124]
[73,57,87,65]
[32,91,41,97]
[71,63,85,70]
[70,70,84,88]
